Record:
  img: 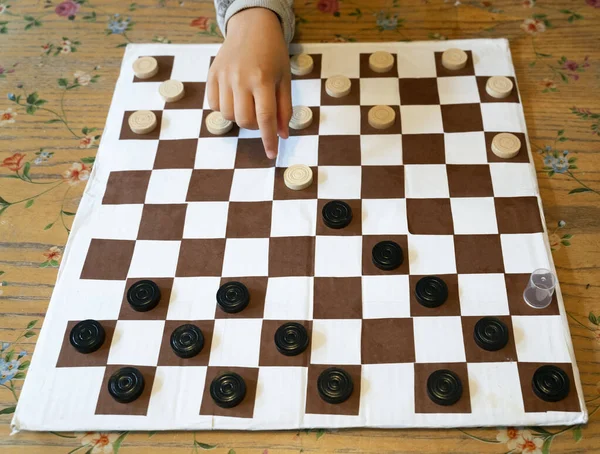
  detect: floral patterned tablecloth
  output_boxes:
[0,1,599,453]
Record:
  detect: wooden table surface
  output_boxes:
[1,0,599,452]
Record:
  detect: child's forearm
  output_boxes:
[214,0,295,44]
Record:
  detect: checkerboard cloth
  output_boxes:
[12,40,587,432]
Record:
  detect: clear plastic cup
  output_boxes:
[523,268,556,309]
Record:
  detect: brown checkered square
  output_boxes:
[447,164,493,197]
[362,235,409,276]
[199,110,240,138]
[305,364,361,415]
[103,170,152,205]
[269,236,315,277]
[316,199,362,236]
[434,51,475,77]
[409,274,460,317]
[360,105,402,135]
[485,132,530,163]
[402,134,445,165]
[176,239,226,277]
[399,78,440,105]
[137,204,187,240]
[454,235,505,274]
[406,199,454,235]
[157,320,215,366]
[321,79,360,106]
[318,136,361,165]
[259,320,312,366]
[120,111,163,140]
[361,318,415,364]
[290,54,322,80]
[164,82,206,109]
[441,104,483,133]
[118,277,173,320]
[274,167,318,200]
[414,362,471,413]
[154,139,197,169]
[313,277,362,319]
[80,239,135,280]
[461,316,518,362]
[289,107,320,136]
[186,169,233,201]
[235,139,276,168]
[226,202,272,238]
[517,362,581,413]
[216,277,267,319]
[95,365,156,415]
[200,366,259,418]
[361,166,405,198]
[476,76,520,104]
[133,56,174,82]
[359,53,399,78]
[495,197,543,234]
[505,274,559,315]
[56,320,117,368]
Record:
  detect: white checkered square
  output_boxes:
[291,79,322,106]
[413,316,466,363]
[451,197,498,234]
[362,198,408,234]
[321,50,360,78]
[101,138,158,171]
[170,54,210,81]
[183,202,229,238]
[400,105,443,134]
[360,135,403,165]
[362,364,415,426]
[65,280,125,320]
[209,319,263,367]
[222,238,269,277]
[405,164,449,198]
[458,273,510,316]
[145,169,192,203]
[91,204,143,240]
[229,168,275,201]
[437,76,480,105]
[490,163,537,197]
[270,199,318,237]
[315,236,362,277]
[481,103,526,132]
[167,276,220,320]
[310,319,362,365]
[473,46,515,76]
[317,165,361,199]
[319,106,361,135]
[444,132,488,164]
[360,78,400,105]
[238,127,261,139]
[512,315,572,363]
[107,320,165,366]
[362,275,411,319]
[277,135,319,167]
[501,233,550,273]
[397,49,437,78]
[194,137,237,169]
[253,367,306,429]
[128,240,181,277]
[264,277,314,320]
[408,235,457,274]
[122,83,164,110]
[160,110,203,139]
[468,362,524,418]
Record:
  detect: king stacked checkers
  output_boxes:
[13,41,586,433]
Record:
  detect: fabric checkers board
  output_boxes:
[12,40,587,432]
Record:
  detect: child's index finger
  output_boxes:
[254,86,279,159]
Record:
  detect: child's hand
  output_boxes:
[207,8,292,159]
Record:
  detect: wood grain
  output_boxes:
[1,0,599,452]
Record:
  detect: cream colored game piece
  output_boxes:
[491,133,521,159]
[441,48,468,71]
[486,76,514,99]
[290,53,314,76]
[325,75,352,98]
[159,80,185,102]
[284,164,313,191]
[205,111,233,135]
[128,110,157,135]
[133,56,158,79]
[368,105,396,130]
[369,51,394,73]
[289,106,313,130]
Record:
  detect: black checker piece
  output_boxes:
[427,369,462,406]
[317,367,354,404]
[415,276,448,308]
[127,279,161,312]
[473,317,509,351]
[372,240,403,271]
[210,372,247,408]
[274,322,309,356]
[170,323,204,359]
[69,319,105,354]
[532,365,570,403]
[108,366,145,403]
[216,281,250,314]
